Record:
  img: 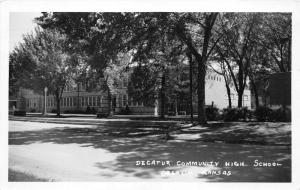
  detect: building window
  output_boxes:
[244,95,248,101]
[78,97,81,107]
[73,97,75,107]
[85,97,88,106]
[138,100,143,107]
[97,96,101,107]
[123,79,128,88]
[81,97,84,107]
[122,95,127,107]
[133,100,138,107]
[89,96,92,106]
[128,97,132,106]
[230,93,235,100]
[93,96,96,106]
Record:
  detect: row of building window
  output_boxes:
[207,75,222,82]
[28,94,144,108]
[119,94,144,107]
[229,94,249,101]
[54,96,103,108]
[64,79,129,92]
[27,99,38,108]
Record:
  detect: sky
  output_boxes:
[9,12,42,52]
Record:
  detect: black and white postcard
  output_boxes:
[1,0,299,190]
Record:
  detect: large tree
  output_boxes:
[259,13,291,73]
[215,13,261,107]
[36,12,134,116]
[125,13,220,123]
[248,13,291,108]
[9,28,75,116]
[173,13,220,123]
[35,12,221,123]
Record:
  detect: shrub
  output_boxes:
[178,111,186,115]
[269,106,291,122]
[51,109,57,113]
[91,107,96,114]
[13,110,26,116]
[63,110,86,114]
[222,107,252,122]
[97,113,109,118]
[119,105,131,115]
[223,108,240,122]
[86,106,91,114]
[255,106,272,122]
[206,107,220,121]
[30,108,36,113]
[167,111,176,116]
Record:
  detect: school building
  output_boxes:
[13,68,251,115]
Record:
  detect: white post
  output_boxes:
[44,87,48,115]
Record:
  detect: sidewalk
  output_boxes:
[9,115,291,146]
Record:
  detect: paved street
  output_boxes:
[9,116,291,182]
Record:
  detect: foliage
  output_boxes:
[36,13,134,116]
[63,110,86,114]
[255,106,272,122]
[118,105,132,115]
[10,12,291,120]
[222,107,252,122]
[258,13,291,73]
[9,28,76,115]
[128,65,160,106]
[13,110,27,116]
[255,106,291,122]
[205,106,220,121]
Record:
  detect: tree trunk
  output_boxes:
[238,90,243,107]
[55,91,61,116]
[107,89,113,116]
[250,79,259,109]
[197,61,207,123]
[160,73,166,119]
[174,96,178,116]
[187,52,194,123]
[225,82,232,108]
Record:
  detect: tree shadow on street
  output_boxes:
[9,121,291,182]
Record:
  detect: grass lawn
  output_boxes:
[9,169,53,182]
